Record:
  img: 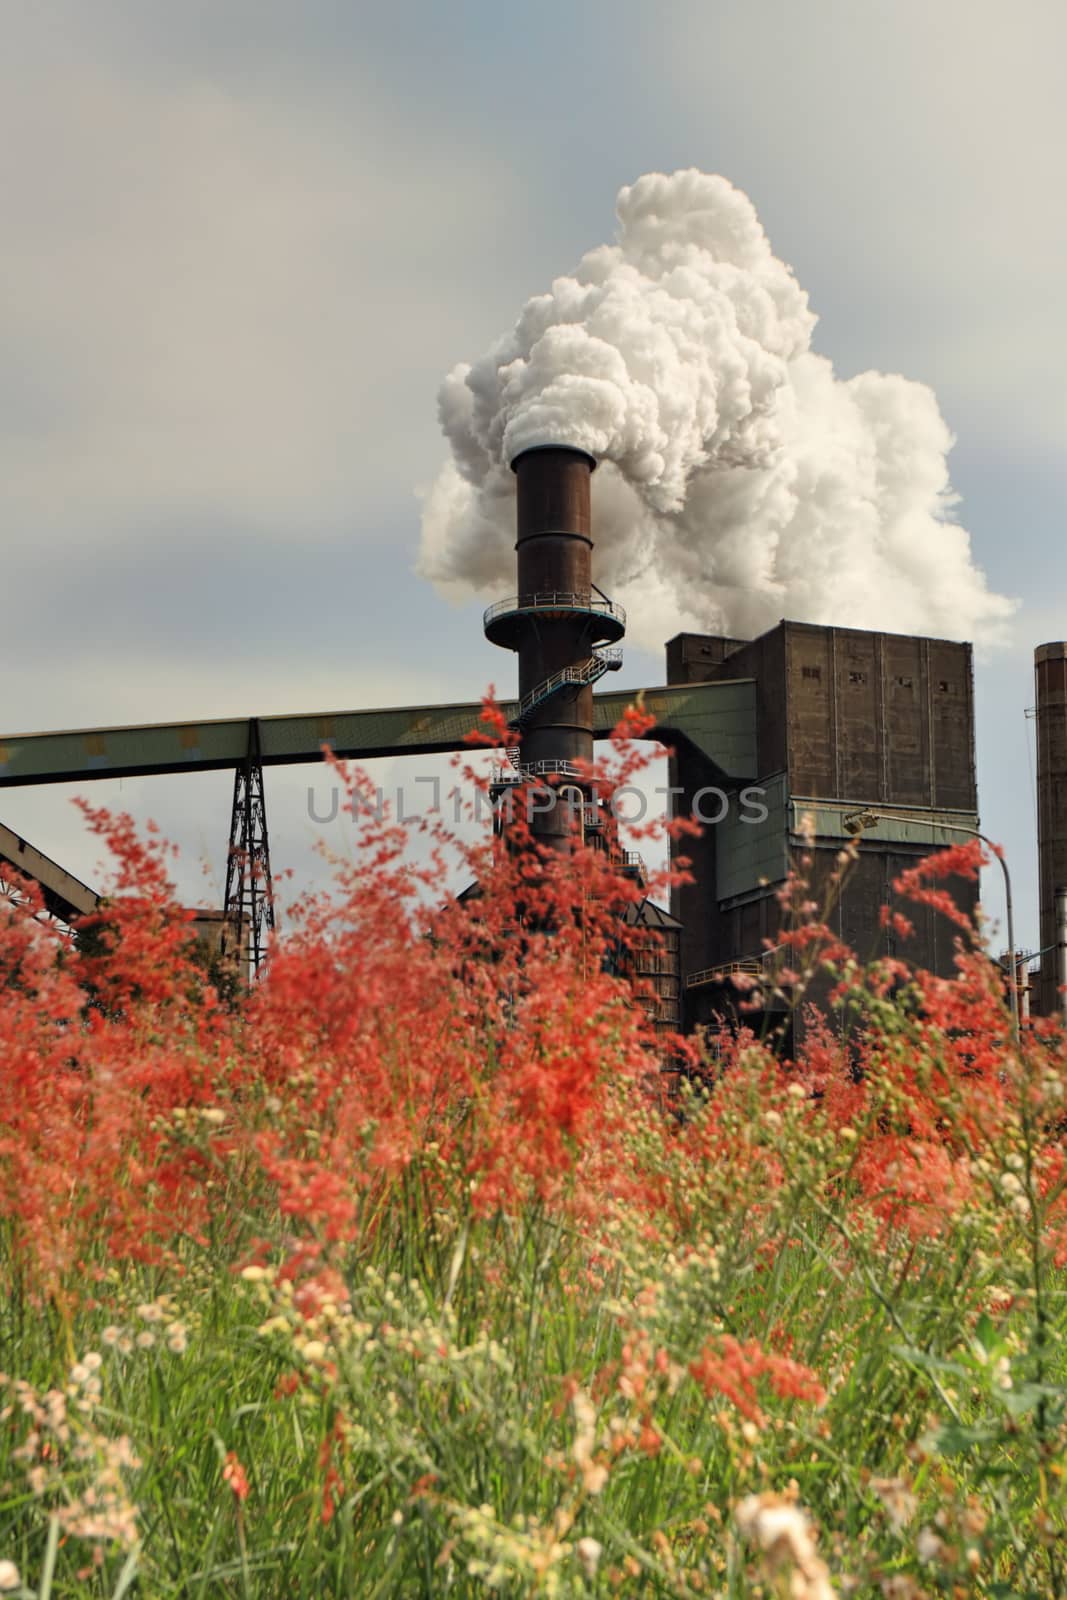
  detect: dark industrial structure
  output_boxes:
[219,719,275,975]
[623,900,683,1033]
[666,623,980,1039]
[1035,643,1067,1019]
[2,446,1065,1031]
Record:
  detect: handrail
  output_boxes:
[686,954,781,989]
[483,592,627,629]
[490,759,586,784]
[686,940,791,989]
[519,759,586,780]
[514,648,623,721]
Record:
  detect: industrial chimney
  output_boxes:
[483,445,625,847]
[1035,641,1067,1017]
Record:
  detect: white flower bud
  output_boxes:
[575,1537,602,1578]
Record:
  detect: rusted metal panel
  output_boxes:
[783,623,974,810]
[881,633,928,805]
[928,640,976,811]
[665,633,749,682]
[512,445,594,544]
[832,628,880,797]
[784,625,834,796]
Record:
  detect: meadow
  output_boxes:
[2,719,1066,1598]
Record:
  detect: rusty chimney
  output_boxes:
[483,444,625,846]
[1035,641,1067,1015]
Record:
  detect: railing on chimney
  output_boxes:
[483,592,626,631]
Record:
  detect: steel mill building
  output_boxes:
[1,442,1065,1038]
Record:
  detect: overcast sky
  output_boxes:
[2,0,1064,953]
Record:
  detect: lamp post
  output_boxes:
[843,808,1019,1043]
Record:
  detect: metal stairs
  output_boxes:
[510,648,623,732]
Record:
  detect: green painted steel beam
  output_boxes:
[606,681,756,780]
[788,796,980,846]
[0,680,757,788]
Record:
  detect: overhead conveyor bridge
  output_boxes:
[0,680,757,789]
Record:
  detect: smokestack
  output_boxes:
[1057,887,1067,1026]
[1035,642,1067,1015]
[484,444,625,846]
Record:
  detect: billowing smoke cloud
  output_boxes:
[418,169,1014,650]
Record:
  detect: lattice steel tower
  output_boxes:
[220,718,275,977]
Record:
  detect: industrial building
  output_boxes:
[1,441,1064,1036]
[666,621,980,1038]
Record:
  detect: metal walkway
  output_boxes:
[483,591,627,649]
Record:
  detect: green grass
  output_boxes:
[3,1071,1067,1599]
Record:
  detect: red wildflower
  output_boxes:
[638,1420,662,1456]
[222,1451,250,1503]
[688,1336,826,1425]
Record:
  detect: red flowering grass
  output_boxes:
[2,740,1064,1291]
[0,710,683,1291]
[688,1334,827,1424]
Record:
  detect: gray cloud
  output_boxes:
[0,10,533,551]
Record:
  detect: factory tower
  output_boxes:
[483,446,625,847]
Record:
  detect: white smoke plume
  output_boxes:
[418,169,1014,651]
